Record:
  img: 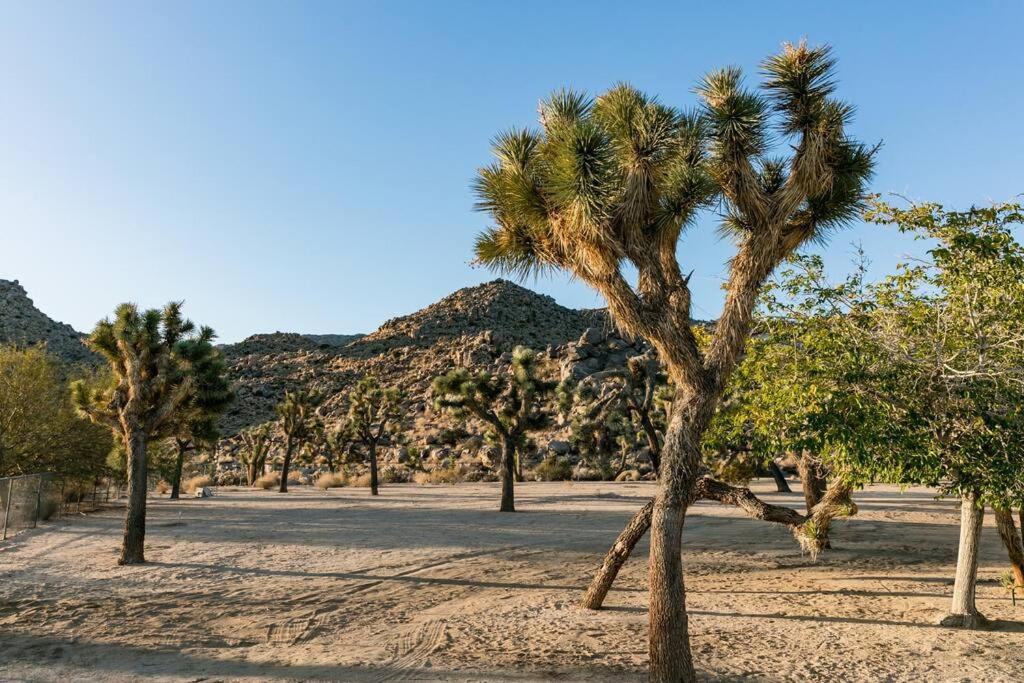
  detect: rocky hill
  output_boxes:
[0,279,98,366]
[219,279,629,434]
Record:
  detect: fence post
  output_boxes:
[2,478,13,541]
[33,475,43,528]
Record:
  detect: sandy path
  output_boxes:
[0,481,1021,681]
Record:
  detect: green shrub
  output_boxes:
[534,455,572,481]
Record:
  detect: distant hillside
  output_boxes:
[218,279,629,435]
[0,279,98,367]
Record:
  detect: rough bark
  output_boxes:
[119,429,148,565]
[941,492,988,628]
[994,507,1024,588]
[797,452,831,548]
[581,475,856,610]
[169,439,188,500]
[279,437,293,493]
[500,435,516,512]
[369,440,379,496]
[580,500,654,609]
[768,460,792,493]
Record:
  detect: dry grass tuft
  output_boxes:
[413,466,462,485]
[254,472,280,489]
[185,475,213,493]
[154,480,171,494]
[315,472,348,489]
[351,472,374,488]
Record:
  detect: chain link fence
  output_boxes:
[1,473,124,540]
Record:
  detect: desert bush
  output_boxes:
[254,472,280,489]
[351,472,374,488]
[615,470,641,482]
[315,472,348,489]
[413,465,462,485]
[185,475,213,493]
[286,469,303,485]
[379,465,409,484]
[533,455,572,481]
[154,480,171,494]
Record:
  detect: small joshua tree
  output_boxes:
[275,390,318,493]
[239,423,272,486]
[348,375,404,496]
[167,328,233,499]
[432,346,556,511]
[71,302,208,564]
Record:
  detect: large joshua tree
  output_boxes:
[167,327,233,499]
[275,390,318,493]
[473,43,874,681]
[432,346,556,511]
[348,375,404,496]
[71,302,207,564]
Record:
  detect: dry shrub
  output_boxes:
[413,466,461,485]
[534,455,573,481]
[315,472,348,489]
[286,469,303,484]
[351,472,373,488]
[185,475,213,493]
[615,469,641,482]
[254,472,280,489]
[154,480,171,494]
[379,465,410,484]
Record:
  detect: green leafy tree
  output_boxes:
[473,42,874,677]
[0,345,112,481]
[432,346,555,511]
[239,423,272,486]
[859,198,1024,627]
[347,376,404,496]
[166,327,233,499]
[71,302,207,565]
[274,390,319,493]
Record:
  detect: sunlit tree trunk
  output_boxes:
[941,492,987,628]
[119,429,148,565]
[581,500,653,609]
[797,451,830,548]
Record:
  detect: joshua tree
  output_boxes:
[167,328,233,499]
[320,419,354,473]
[433,346,555,511]
[239,423,272,486]
[348,375,404,496]
[71,302,209,564]
[474,43,874,679]
[275,390,318,493]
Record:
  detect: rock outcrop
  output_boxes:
[0,279,98,367]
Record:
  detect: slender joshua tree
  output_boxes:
[71,302,207,564]
[348,375,404,496]
[239,423,272,486]
[275,390,318,493]
[473,42,874,681]
[432,346,555,511]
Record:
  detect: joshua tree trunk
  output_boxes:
[994,507,1024,588]
[279,437,293,493]
[500,433,516,512]
[369,440,379,496]
[647,403,706,683]
[581,500,654,609]
[169,438,189,500]
[941,492,988,628]
[768,460,792,493]
[119,428,148,565]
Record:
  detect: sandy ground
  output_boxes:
[0,481,1022,682]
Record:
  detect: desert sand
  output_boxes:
[1,480,1022,682]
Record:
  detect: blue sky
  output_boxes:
[2,1,1021,342]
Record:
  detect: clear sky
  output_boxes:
[2,1,1021,342]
